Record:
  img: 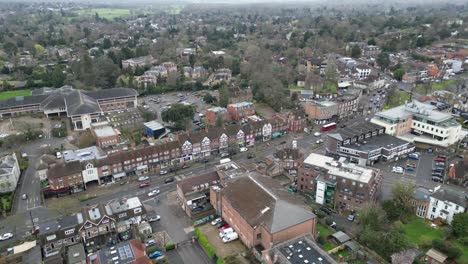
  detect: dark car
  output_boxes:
[201,159,209,163]
[247,154,255,159]
[164,177,175,184]
[320,206,333,215]
[432,176,443,182]
[432,172,443,177]
[215,221,226,228]
[433,167,445,173]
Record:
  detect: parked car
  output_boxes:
[240,147,248,152]
[406,167,415,172]
[432,172,443,177]
[149,251,164,259]
[138,176,150,182]
[434,162,445,166]
[222,232,239,243]
[219,227,234,238]
[320,206,333,215]
[159,170,168,175]
[215,221,226,228]
[148,190,160,196]
[148,215,161,222]
[314,132,321,137]
[432,176,443,183]
[347,214,355,221]
[218,225,230,232]
[406,163,417,168]
[139,182,150,188]
[145,239,156,247]
[432,168,445,173]
[434,157,446,162]
[392,166,404,174]
[164,177,174,184]
[0,233,13,241]
[22,194,27,200]
[408,153,420,160]
[220,152,229,158]
[211,218,222,226]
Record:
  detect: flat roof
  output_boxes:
[303,153,375,183]
[144,120,164,130]
[376,101,453,123]
[94,126,117,138]
[228,101,253,108]
[63,146,107,162]
[276,235,336,264]
[339,134,410,152]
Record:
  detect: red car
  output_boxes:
[139,182,150,188]
[434,158,446,162]
[218,225,230,232]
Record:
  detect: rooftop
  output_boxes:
[66,243,86,264]
[431,187,467,207]
[273,234,337,264]
[144,120,165,131]
[228,101,254,108]
[335,133,411,152]
[207,106,228,113]
[63,146,107,162]
[0,153,18,176]
[107,197,142,214]
[303,153,376,184]
[376,100,454,123]
[222,173,315,233]
[94,126,117,138]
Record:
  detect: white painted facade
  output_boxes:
[428,196,465,225]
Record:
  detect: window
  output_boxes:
[64,229,74,235]
[352,181,356,186]
[342,179,346,183]
[359,183,364,188]
[432,207,436,213]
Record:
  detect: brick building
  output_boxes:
[205,107,229,125]
[212,173,317,256]
[304,101,338,124]
[298,153,383,211]
[227,102,255,121]
[45,161,84,196]
[92,126,119,148]
[275,110,307,133]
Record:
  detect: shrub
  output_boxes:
[458,237,468,246]
[446,246,462,260]
[325,217,333,226]
[165,243,175,251]
[194,228,216,259]
[146,245,161,254]
[316,211,326,219]
[216,258,225,264]
[431,239,444,251]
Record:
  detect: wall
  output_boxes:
[221,196,255,248]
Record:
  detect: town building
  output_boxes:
[66,243,86,264]
[264,145,304,181]
[87,239,151,264]
[40,215,81,257]
[143,121,168,139]
[45,161,84,196]
[227,102,255,121]
[427,186,466,225]
[326,122,415,166]
[92,126,119,148]
[121,55,157,69]
[353,65,372,79]
[412,186,432,219]
[212,68,232,84]
[228,87,253,104]
[275,110,307,133]
[210,50,226,58]
[371,100,463,147]
[304,101,338,124]
[264,234,337,264]
[0,86,138,131]
[211,172,317,256]
[298,153,383,211]
[0,153,20,194]
[205,107,229,125]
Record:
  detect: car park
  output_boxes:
[138,176,150,182]
[219,227,234,238]
[148,190,160,196]
[392,166,404,174]
[211,218,222,226]
[139,182,150,188]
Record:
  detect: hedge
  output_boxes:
[165,243,175,251]
[146,245,161,254]
[216,258,225,264]
[194,228,216,259]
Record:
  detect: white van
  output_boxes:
[222,232,238,243]
[240,147,248,152]
[219,227,234,238]
[56,152,62,159]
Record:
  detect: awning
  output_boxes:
[113,172,126,179]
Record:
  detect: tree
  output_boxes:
[51,65,66,88]
[94,56,120,88]
[203,93,216,104]
[367,38,376,45]
[189,54,196,68]
[34,44,45,57]
[358,203,387,231]
[451,212,468,238]
[162,104,195,130]
[377,52,390,71]
[102,38,112,49]
[3,42,17,56]
[351,44,362,58]
[218,85,229,107]
[79,54,95,87]
[393,68,406,81]
[231,58,240,75]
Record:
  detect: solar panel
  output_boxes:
[118,245,133,260]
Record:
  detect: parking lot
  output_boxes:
[198,223,247,259]
[105,108,144,131]
[142,91,215,128]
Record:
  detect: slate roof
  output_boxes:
[65,90,102,116]
[0,95,48,110]
[84,88,138,100]
[431,188,466,206]
[222,173,315,233]
[46,161,82,179]
[0,154,17,175]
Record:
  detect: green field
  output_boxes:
[79,8,131,19]
[316,223,333,239]
[165,5,184,15]
[0,89,32,100]
[402,217,444,245]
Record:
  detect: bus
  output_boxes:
[321,122,337,132]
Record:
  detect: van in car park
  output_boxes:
[219,227,234,238]
[222,232,239,243]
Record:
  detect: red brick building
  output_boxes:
[227,102,255,121]
[211,173,316,256]
[46,161,84,193]
[92,126,119,148]
[275,110,307,132]
[205,107,229,125]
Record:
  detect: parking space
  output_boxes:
[197,223,247,259]
[105,109,144,130]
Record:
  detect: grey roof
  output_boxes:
[47,161,82,179]
[222,173,315,233]
[413,187,431,202]
[66,243,86,264]
[94,126,117,138]
[0,95,48,110]
[376,101,453,123]
[84,88,138,100]
[0,154,17,175]
[62,146,107,162]
[274,234,336,264]
[65,90,102,116]
[39,92,66,110]
[331,231,351,243]
[144,120,164,130]
[341,134,410,152]
[344,241,360,252]
[431,188,466,207]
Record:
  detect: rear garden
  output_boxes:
[0,89,31,100]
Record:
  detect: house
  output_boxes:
[371,100,464,147]
[210,50,226,58]
[425,248,448,264]
[122,55,157,69]
[45,161,84,196]
[162,62,177,73]
[76,205,115,244]
[205,107,229,125]
[0,153,20,194]
[298,153,383,211]
[192,66,208,79]
[326,122,415,166]
[36,154,58,181]
[210,172,317,257]
[212,68,232,84]
[87,239,151,264]
[136,74,157,87]
[353,65,372,79]
[412,186,432,219]
[40,215,81,257]
[427,186,466,224]
[176,171,220,218]
[92,126,119,148]
[227,102,255,121]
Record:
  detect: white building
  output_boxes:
[0,153,20,193]
[371,101,463,147]
[428,186,466,225]
[353,65,371,79]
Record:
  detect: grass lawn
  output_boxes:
[288,85,304,91]
[316,223,333,239]
[384,90,411,109]
[165,5,184,14]
[452,240,468,264]
[323,242,335,251]
[0,89,31,100]
[402,216,444,245]
[79,8,130,19]
[414,79,459,95]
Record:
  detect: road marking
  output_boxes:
[33,218,39,223]
[142,198,155,203]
